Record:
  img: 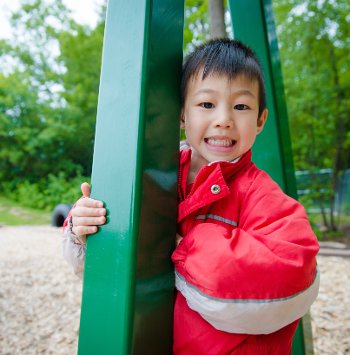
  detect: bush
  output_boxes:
[3,173,90,211]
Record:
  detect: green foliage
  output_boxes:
[4,173,90,211]
[273,0,350,170]
[57,22,104,175]
[0,69,81,184]
[0,0,105,201]
[184,0,210,53]
[273,0,350,230]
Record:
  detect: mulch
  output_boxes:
[0,226,349,354]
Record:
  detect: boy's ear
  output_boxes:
[180,111,185,129]
[257,109,268,134]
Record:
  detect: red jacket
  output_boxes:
[172,149,319,354]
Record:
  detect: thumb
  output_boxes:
[81,182,91,198]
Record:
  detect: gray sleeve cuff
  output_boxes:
[62,226,86,279]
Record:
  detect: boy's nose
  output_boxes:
[213,109,233,128]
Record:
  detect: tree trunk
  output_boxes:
[329,42,345,232]
[208,0,226,38]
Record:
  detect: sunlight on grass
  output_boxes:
[0,196,51,226]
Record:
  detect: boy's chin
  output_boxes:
[205,151,241,163]
[191,147,241,166]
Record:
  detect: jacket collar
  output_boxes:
[178,149,252,222]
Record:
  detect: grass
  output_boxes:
[0,195,51,226]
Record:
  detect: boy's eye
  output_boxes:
[200,102,214,109]
[234,104,249,110]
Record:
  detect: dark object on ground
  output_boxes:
[51,204,72,227]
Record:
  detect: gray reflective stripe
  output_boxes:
[175,269,319,304]
[175,270,320,334]
[195,214,238,227]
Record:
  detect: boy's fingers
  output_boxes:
[81,182,91,197]
[71,206,106,218]
[75,197,104,208]
[73,225,98,236]
[73,216,106,227]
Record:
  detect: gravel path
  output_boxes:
[310,255,350,354]
[0,226,81,355]
[0,225,349,354]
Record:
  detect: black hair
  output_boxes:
[181,38,266,117]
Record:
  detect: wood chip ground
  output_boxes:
[0,226,349,354]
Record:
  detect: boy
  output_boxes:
[63,39,319,354]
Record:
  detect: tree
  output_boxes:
[184,0,229,53]
[57,20,105,176]
[0,0,76,184]
[273,0,350,231]
[0,0,105,189]
[208,0,226,38]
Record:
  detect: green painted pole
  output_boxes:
[229,0,297,194]
[228,1,311,354]
[78,0,184,354]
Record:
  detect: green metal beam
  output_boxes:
[78,0,184,354]
[228,1,310,354]
[228,0,297,197]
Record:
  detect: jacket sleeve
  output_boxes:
[172,172,320,335]
[62,211,86,279]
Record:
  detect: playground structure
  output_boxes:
[77,0,314,354]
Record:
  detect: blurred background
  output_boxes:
[0,1,349,354]
[0,0,349,240]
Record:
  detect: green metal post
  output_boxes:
[78,0,184,354]
[228,1,311,354]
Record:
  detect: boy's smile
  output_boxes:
[181,73,267,173]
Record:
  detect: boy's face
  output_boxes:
[181,73,267,167]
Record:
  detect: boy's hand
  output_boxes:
[71,182,106,236]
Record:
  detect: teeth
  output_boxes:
[207,138,233,146]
